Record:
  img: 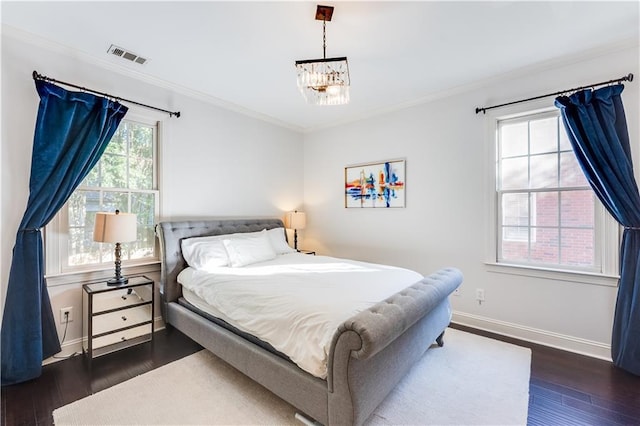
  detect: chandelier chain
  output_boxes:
[322,19,326,59]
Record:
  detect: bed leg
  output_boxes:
[436,331,445,347]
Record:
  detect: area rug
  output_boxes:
[53,328,531,425]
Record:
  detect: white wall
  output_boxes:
[1,30,304,358]
[303,43,639,359]
[160,94,303,219]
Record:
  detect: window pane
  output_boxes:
[129,158,153,190]
[530,117,558,155]
[560,152,587,187]
[129,122,154,190]
[560,191,594,228]
[130,124,153,158]
[82,163,101,187]
[107,122,128,155]
[534,191,558,227]
[103,191,129,213]
[530,153,558,188]
[530,227,559,264]
[131,193,155,226]
[119,242,132,261]
[502,193,529,227]
[100,153,127,188]
[559,123,572,151]
[561,228,594,266]
[130,192,156,260]
[128,228,155,260]
[68,228,102,266]
[501,231,529,261]
[68,191,86,227]
[500,157,528,190]
[500,122,528,158]
[67,190,101,268]
[71,190,100,227]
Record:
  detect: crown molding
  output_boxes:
[303,37,639,134]
[1,24,304,133]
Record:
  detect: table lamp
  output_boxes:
[285,210,306,251]
[93,209,137,285]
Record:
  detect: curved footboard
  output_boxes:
[327,267,463,425]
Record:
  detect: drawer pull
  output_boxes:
[121,336,127,341]
[121,295,127,300]
[121,316,127,321]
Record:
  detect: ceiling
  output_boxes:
[2,1,639,132]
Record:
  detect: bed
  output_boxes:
[156,218,463,425]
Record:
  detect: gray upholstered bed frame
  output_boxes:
[156,218,463,425]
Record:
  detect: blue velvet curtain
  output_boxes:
[1,80,128,385]
[555,84,640,376]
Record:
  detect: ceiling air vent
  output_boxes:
[107,44,148,65]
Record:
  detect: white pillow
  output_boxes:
[223,231,277,267]
[181,236,230,271]
[266,227,296,254]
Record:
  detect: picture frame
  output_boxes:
[344,159,406,208]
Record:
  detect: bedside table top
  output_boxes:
[83,275,153,294]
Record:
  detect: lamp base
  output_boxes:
[107,276,129,286]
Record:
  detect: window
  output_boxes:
[46,114,159,275]
[495,110,615,274]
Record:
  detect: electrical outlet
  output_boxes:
[476,288,485,304]
[60,307,73,324]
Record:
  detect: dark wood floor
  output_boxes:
[2,324,639,426]
[452,324,640,426]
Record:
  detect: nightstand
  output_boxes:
[297,249,316,255]
[82,275,154,360]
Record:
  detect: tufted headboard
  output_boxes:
[155,218,285,316]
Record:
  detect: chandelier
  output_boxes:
[295,5,350,106]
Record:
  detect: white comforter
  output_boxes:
[177,253,423,378]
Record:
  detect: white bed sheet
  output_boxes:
[178,253,423,379]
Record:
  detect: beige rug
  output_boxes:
[53,328,531,425]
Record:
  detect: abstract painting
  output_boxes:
[345,160,405,208]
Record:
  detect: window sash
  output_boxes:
[497,189,602,272]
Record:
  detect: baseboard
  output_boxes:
[43,316,166,366]
[44,313,612,365]
[451,311,612,362]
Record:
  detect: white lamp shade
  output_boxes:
[285,211,306,230]
[93,212,137,243]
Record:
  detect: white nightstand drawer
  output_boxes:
[92,304,152,336]
[92,323,152,350]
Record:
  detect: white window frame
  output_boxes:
[484,102,620,286]
[45,109,163,282]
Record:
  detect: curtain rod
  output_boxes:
[32,70,181,118]
[475,73,634,115]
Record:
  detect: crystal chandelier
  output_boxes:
[295,5,350,106]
